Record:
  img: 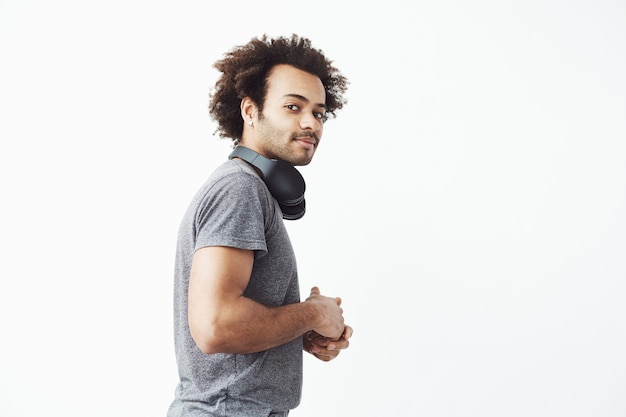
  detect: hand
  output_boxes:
[303,325,353,362]
[305,287,344,339]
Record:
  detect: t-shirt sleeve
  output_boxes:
[194,169,270,256]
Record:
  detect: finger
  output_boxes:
[314,353,333,362]
[335,296,342,306]
[324,326,353,351]
[309,344,339,360]
[310,336,332,346]
[328,324,349,343]
[309,341,331,355]
[327,336,350,351]
[315,348,340,361]
[309,286,320,296]
[343,325,353,340]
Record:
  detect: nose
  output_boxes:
[299,112,319,131]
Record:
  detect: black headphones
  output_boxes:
[228,146,306,220]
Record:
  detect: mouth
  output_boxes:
[294,134,318,150]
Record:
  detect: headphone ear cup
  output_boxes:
[279,200,305,220]
[263,163,306,219]
[263,160,305,204]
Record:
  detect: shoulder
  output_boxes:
[210,159,261,184]
[192,159,277,218]
[206,159,267,197]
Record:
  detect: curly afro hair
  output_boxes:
[208,34,348,143]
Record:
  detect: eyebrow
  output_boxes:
[283,93,327,110]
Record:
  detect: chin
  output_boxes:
[283,150,313,166]
[294,154,315,166]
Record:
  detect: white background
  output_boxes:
[1,1,625,416]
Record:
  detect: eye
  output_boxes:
[285,104,300,111]
[314,111,328,122]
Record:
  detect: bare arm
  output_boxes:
[188,246,344,354]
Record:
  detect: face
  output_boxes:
[245,64,327,166]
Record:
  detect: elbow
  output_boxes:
[189,318,230,355]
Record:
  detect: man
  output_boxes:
[167,34,353,417]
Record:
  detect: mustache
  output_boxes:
[291,132,319,143]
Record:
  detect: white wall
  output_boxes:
[1,1,625,416]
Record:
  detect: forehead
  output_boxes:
[265,64,326,105]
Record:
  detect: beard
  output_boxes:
[255,116,319,166]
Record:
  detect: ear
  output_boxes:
[240,97,258,125]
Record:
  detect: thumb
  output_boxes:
[310,286,320,296]
[335,297,342,306]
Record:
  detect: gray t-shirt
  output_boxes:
[167,159,302,417]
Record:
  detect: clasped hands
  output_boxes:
[303,286,353,362]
